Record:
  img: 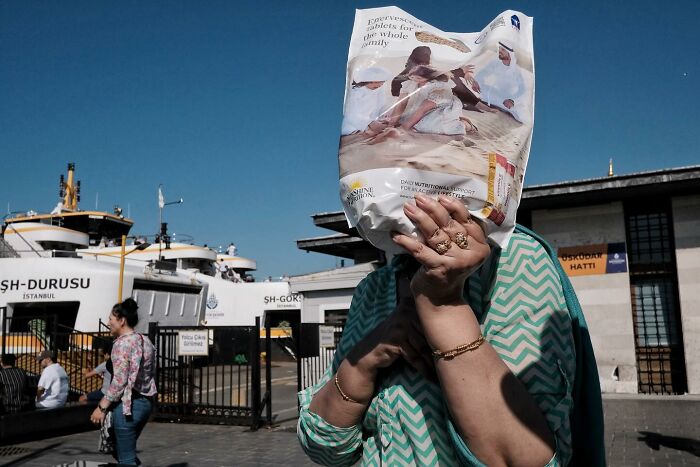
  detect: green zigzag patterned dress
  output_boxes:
[298,231,575,466]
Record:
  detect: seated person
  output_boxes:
[80,341,113,403]
[0,353,29,414]
[36,350,69,410]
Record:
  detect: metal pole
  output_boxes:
[1,307,6,358]
[159,205,162,260]
[265,317,272,426]
[188,355,194,413]
[148,322,158,411]
[118,234,127,302]
[251,316,261,430]
[295,322,302,410]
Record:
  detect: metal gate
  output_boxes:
[150,318,265,428]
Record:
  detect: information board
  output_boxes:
[178,330,209,356]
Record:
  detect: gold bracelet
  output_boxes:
[334,373,361,404]
[432,334,486,360]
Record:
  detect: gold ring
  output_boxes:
[434,239,451,255]
[453,232,469,249]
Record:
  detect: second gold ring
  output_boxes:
[453,232,469,249]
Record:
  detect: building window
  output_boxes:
[627,212,673,267]
[632,278,679,347]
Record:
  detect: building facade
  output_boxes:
[293,166,700,395]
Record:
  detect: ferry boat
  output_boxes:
[0,164,300,340]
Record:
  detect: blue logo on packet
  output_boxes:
[511,15,520,30]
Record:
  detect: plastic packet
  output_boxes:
[339,6,534,252]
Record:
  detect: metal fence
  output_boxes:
[150,319,263,429]
[295,323,344,394]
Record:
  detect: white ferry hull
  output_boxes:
[0,258,207,333]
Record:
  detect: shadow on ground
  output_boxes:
[638,431,700,457]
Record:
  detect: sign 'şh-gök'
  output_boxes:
[557,242,628,277]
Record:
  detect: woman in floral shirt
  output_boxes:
[90,298,157,466]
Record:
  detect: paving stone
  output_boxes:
[1,396,699,466]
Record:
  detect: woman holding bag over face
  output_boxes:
[298,195,606,466]
[90,299,157,466]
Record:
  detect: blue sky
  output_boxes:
[2,1,699,279]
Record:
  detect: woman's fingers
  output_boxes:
[414,194,485,246]
[437,195,487,245]
[391,231,444,268]
[397,195,491,286]
[414,194,452,228]
[403,203,452,253]
[407,194,488,250]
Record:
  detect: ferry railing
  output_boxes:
[5,224,41,257]
[1,313,113,400]
[2,223,42,257]
[0,237,20,258]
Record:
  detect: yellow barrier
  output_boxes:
[259,327,292,339]
[0,335,45,353]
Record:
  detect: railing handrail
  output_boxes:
[0,237,21,258]
[2,314,115,397]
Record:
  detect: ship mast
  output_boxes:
[59,163,81,211]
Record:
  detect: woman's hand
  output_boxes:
[392,194,490,304]
[90,406,105,425]
[309,276,434,424]
[347,276,435,383]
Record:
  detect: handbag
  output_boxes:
[98,410,115,453]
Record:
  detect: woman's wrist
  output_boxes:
[336,360,376,405]
[414,296,481,350]
[413,287,466,310]
[346,342,380,381]
[410,274,468,306]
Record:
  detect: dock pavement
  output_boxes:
[0,395,699,466]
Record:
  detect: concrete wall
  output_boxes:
[531,202,638,393]
[672,194,700,394]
